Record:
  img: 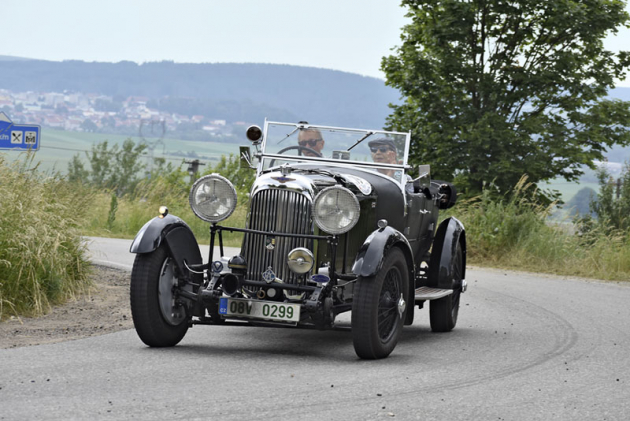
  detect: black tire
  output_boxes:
[430,242,463,332]
[130,244,189,347]
[352,248,409,359]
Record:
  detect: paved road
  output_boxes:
[1,238,630,420]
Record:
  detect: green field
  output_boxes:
[1,129,241,174]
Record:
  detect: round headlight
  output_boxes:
[189,174,237,223]
[313,186,360,235]
[287,248,314,274]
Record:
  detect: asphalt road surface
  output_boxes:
[1,237,629,420]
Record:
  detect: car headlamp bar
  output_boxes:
[214,225,331,241]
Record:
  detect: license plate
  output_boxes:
[219,298,300,323]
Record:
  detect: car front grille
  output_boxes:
[242,188,313,284]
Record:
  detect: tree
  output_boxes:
[71,139,147,195]
[81,119,98,132]
[589,163,630,231]
[67,155,89,184]
[109,139,147,195]
[85,140,115,189]
[382,0,630,196]
[565,186,597,217]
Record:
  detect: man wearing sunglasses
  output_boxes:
[368,138,399,177]
[297,127,325,157]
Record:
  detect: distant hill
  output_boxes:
[0,55,34,61]
[0,59,400,129]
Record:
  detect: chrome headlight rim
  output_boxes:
[312,185,360,235]
[189,174,237,223]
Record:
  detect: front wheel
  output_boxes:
[430,242,463,332]
[352,248,409,359]
[130,244,190,347]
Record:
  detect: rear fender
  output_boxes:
[428,217,466,289]
[352,226,415,325]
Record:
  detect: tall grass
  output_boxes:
[0,153,93,319]
[83,175,248,247]
[456,176,630,280]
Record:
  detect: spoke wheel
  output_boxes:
[352,248,409,359]
[130,244,189,347]
[430,242,463,332]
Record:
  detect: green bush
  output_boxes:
[0,154,93,319]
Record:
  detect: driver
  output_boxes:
[368,138,399,177]
[297,127,325,157]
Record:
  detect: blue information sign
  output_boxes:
[0,112,41,151]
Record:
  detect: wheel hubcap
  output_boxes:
[158,259,186,325]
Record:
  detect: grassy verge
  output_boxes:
[454,177,630,281]
[0,153,93,319]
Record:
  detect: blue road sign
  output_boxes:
[0,112,41,151]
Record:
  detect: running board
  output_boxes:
[414,287,453,301]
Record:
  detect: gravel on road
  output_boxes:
[0,266,133,349]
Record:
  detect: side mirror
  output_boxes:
[412,164,431,194]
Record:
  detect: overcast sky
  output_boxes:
[3,0,629,86]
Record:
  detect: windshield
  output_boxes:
[260,122,410,182]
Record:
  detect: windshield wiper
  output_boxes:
[276,126,301,145]
[347,131,375,151]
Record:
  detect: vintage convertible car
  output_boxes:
[129,121,466,359]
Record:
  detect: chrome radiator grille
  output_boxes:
[242,189,313,284]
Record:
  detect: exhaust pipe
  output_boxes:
[221,273,241,296]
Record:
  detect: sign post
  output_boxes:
[0,112,41,151]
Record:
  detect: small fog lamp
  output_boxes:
[287,248,314,274]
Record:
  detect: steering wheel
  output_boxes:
[269,145,323,167]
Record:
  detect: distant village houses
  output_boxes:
[0,88,239,140]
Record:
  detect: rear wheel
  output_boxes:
[352,248,409,359]
[430,242,463,332]
[130,244,190,347]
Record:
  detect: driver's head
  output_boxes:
[298,128,325,157]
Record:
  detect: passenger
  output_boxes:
[297,127,325,157]
[368,138,399,177]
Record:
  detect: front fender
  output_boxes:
[352,225,416,325]
[130,214,189,254]
[428,217,466,289]
[352,225,414,280]
[130,214,203,285]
